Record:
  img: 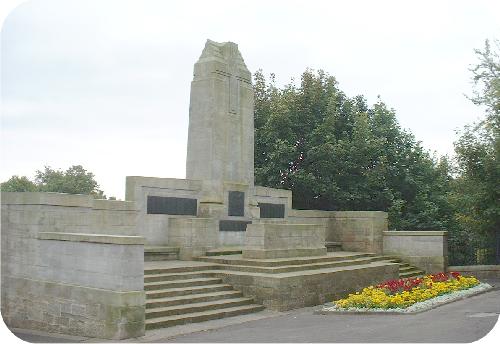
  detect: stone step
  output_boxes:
[206,247,243,256]
[145,264,221,275]
[381,256,402,262]
[214,256,392,274]
[145,304,265,330]
[325,241,343,252]
[146,290,244,309]
[196,252,375,267]
[144,277,222,291]
[144,246,180,261]
[400,270,425,278]
[399,266,418,272]
[146,297,254,319]
[146,284,233,299]
[144,271,214,283]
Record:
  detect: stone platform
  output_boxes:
[190,251,399,311]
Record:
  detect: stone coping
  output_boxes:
[126,176,202,190]
[145,246,180,253]
[254,186,292,197]
[92,199,136,211]
[248,223,321,230]
[449,265,500,271]
[1,192,93,207]
[1,192,136,210]
[38,232,145,245]
[288,209,387,219]
[383,230,448,236]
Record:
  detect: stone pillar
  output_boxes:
[186,39,254,188]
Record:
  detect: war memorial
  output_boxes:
[0,40,448,339]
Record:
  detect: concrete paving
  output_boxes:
[5,281,500,343]
[165,287,500,343]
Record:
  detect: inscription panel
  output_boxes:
[219,220,252,232]
[228,191,245,216]
[147,196,197,215]
[258,203,285,218]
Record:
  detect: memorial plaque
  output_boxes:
[147,196,197,215]
[219,220,252,231]
[258,203,285,218]
[228,191,245,216]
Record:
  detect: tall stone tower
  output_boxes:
[186,40,254,188]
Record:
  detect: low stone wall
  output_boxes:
[448,265,500,280]
[1,192,138,236]
[243,223,326,259]
[333,211,387,254]
[1,192,145,339]
[1,232,145,339]
[288,210,388,254]
[287,209,338,243]
[383,231,448,273]
[253,186,292,218]
[218,263,399,311]
[168,218,217,260]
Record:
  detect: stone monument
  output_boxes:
[3,39,446,339]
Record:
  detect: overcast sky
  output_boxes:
[1,0,499,199]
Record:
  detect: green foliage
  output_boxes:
[449,39,500,264]
[0,175,37,192]
[1,165,106,198]
[254,69,453,230]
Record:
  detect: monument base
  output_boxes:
[243,223,326,259]
[243,248,327,259]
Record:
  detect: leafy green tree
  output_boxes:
[1,165,106,198]
[0,175,37,192]
[450,39,500,264]
[35,165,105,198]
[253,69,453,231]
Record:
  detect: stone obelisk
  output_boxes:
[186,40,254,188]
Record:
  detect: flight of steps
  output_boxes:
[196,252,395,274]
[381,256,425,278]
[144,263,265,330]
[197,251,425,278]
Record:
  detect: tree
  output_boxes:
[253,69,454,231]
[450,39,500,264]
[1,165,106,198]
[0,176,37,192]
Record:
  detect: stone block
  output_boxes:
[383,231,448,273]
[243,223,326,259]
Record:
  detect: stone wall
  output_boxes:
[217,263,398,311]
[125,176,203,245]
[254,186,292,218]
[448,265,500,280]
[168,218,218,260]
[243,223,326,259]
[288,210,387,253]
[383,231,448,273]
[333,211,387,254]
[1,192,145,339]
[1,192,138,235]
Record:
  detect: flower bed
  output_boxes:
[330,272,490,312]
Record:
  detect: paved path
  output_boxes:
[7,285,500,343]
[165,289,500,343]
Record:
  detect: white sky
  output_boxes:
[1,0,499,199]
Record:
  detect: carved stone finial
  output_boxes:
[198,39,248,72]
